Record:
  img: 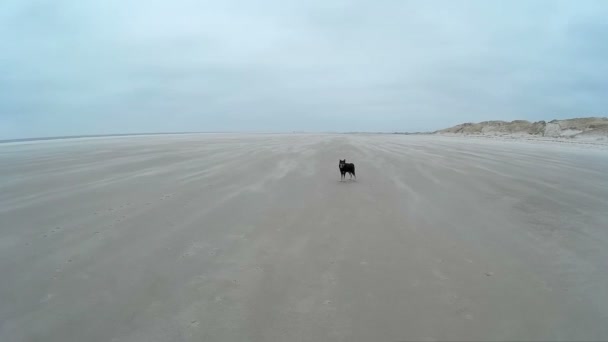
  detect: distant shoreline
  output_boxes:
[0,132,256,144]
[0,132,204,144]
[0,131,427,144]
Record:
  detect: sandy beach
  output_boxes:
[1,133,608,341]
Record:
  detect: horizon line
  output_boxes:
[0,131,435,144]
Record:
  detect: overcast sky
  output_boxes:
[1,0,607,138]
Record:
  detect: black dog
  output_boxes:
[339,159,356,181]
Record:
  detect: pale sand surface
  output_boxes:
[1,134,608,341]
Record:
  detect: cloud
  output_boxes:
[1,0,607,138]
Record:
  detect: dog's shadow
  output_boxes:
[338,179,357,183]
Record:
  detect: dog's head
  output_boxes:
[339,159,346,168]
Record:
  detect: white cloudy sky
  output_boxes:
[1,0,607,138]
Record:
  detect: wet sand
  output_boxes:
[1,134,608,341]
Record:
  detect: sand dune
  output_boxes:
[1,134,608,341]
[436,117,608,143]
